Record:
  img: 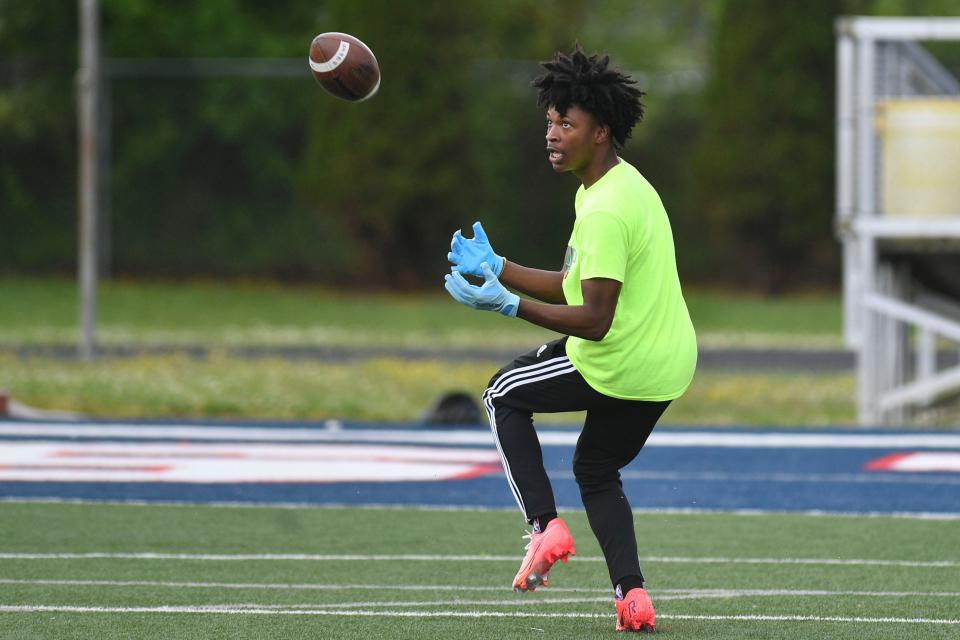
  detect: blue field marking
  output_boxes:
[0,418,958,516]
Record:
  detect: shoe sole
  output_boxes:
[514,570,546,593]
[616,616,656,632]
[513,548,573,592]
[511,520,575,592]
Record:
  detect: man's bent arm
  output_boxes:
[516,277,620,341]
[499,259,567,304]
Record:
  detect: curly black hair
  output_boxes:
[532,43,645,150]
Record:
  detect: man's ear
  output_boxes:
[594,124,610,145]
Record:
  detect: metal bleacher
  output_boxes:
[836,17,960,425]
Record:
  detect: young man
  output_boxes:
[444,44,697,632]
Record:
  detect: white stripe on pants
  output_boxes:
[482,355,577,514]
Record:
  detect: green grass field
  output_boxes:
[0,277,860,425]
[0,352,856,425]
[1,502,958,639]
[0,277,842,349]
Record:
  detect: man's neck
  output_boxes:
[577,148,619,189]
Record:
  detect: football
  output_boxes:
[308,32,380,102]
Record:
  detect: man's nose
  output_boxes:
[546,124,559,142]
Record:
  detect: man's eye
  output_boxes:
[562,122,571,128]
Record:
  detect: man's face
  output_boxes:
[545,104,604,174]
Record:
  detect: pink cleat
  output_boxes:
[512,518,575,592]
[615,587,656,632]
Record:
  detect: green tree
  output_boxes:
[0,0,78,273]
[692,0,841,292]
[295,0,587,286]
[102,0,324,278]
[1,0,705,285]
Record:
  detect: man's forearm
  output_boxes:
[516,298,612,341]
[499,259,566,304]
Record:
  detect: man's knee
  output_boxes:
[573,454,621,491]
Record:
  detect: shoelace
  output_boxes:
[520,529,540,551]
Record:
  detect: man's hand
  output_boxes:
[444,262,519,317]
[448,221,503,277]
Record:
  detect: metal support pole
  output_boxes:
[98,70,112,280]
[855,36,878,425]
[916,329,936,405]
[857,236,878,425]
[78,0,100,360]
[855,37,876,221]
[836,32,859,348]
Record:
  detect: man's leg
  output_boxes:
[482,338,595,522]
[573,399,670,588]
[483,338,599,591]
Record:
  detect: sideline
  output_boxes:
[0,604,957,625]
[3,579,959,599]
[4,497,960,520]
[2,420,960,448]
[0,551,956,568]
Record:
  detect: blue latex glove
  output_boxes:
[448,221,503,277]
[444,262,519,317]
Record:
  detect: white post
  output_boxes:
[836,30,859,348]
[78,0,99,360]
[857,237,878,425]
[855,37,876,222]
[855,35,878,425]
[917,329,936,405]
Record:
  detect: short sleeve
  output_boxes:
[575,211,629,282]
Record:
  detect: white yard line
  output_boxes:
[2,579,959,600]
[572,470,960,485]
[0,579,569,592]
[0,604,957,624]
[0,552,955,568]
[179,598,616,608]
[3,421,960,449]
[662,614,960,625]
[649,556,960,568]
[0,552,539,561]
[651,589,960,601]
[4,498,959,520]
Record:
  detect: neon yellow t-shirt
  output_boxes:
[561,159,697,401]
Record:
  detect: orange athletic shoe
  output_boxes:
[511,517,575,592]
[615,586,656,632]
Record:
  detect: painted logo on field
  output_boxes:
[865,451,960,472]
[0,442,502,484]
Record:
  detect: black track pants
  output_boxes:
[482,337,669,586]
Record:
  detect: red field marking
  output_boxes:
[0,442,503,483]
[865,452,960,472]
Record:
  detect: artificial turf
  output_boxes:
[0,502,957,639]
